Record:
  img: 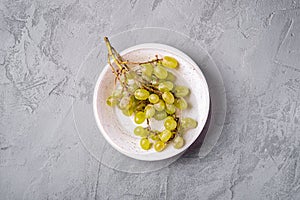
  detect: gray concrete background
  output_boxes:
[1,0,300,199]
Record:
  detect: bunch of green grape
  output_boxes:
[106,56,197,152]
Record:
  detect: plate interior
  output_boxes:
[93,43,210,161]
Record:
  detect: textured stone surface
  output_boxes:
[1,0,300,199]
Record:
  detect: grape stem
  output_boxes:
[122,55,163,65]
[146,118,151,128]
[141,84,162,96]
[104,37,129,89]
[104,37,129,72]
[104,37,164,95]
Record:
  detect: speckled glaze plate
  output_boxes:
[93,43,210,161]
[73,27,226,173]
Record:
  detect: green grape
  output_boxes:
[129,95,135,106]
[150,76,160,85]
[153,111,167,121]
[162,91,175,104]
[126,71,136,79]
[134,111,146,124]
[173,136,184,149]
[158,79,166,84]
[154,64,168,79]
[145,104,156,118]
[141,73,152,82]
[140,138,152,150]
[134,126,145,136]
[134,126,148,137]
[119,96,131,110]
[148,93,159,104]
[158,81,174,92]
[134,89,150,100]
[122,108,133,116]
[174,85,189,97]
[106,96,118,107]
[161,56,178,69]
[180,117,198,129]
[174,97,188,110]
[166,72,176,81]
[153,99,165,112]
[166,103,176,114]
[151,79,159,85]
[141,63,153,77]
[128,83,138,93]
[159,129,172,142]
[142,129,150,137]
[154,141,166,152]
[112,89,122,98]
[131,98,137,109]
[121,90,130,97]
[149,133,159,141]
[164,116,177,130]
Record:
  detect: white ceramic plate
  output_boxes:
[93,43,210,161]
